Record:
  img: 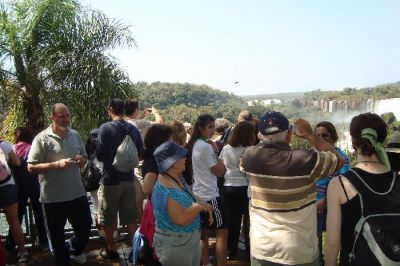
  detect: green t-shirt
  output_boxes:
[28,127,87,203]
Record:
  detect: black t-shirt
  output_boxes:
[142,156,159,178]
[387,152,400,173]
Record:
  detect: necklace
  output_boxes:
[163,173,183,188]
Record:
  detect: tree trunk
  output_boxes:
[23,84,45,136]
[14,52,45,135]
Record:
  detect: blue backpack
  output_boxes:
[132,228,153,265]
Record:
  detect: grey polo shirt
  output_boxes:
[28,126,87,203]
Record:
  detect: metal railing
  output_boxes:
[0,195,98,246]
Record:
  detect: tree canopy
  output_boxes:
[0,0,136,138]
[303,83,400,102]
[135,82,247,124]
[137,82,244,109]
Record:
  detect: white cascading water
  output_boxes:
[373,98,400,119]
[337,98,400,151]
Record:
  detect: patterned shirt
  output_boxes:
[152,177,200,233]
[241,141,338,265]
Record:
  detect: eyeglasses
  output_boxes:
[317,133,331,139]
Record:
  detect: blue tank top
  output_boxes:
[152,177,200,233]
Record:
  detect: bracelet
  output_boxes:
[57,160,61,169]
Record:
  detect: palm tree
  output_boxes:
[0,0,136,135]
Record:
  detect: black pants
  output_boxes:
[223,186,250,257]
[6,176,47,249]
[43,196,92,266]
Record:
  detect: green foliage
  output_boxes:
[0,0,136,136]
[290,135,312,150]
[380,112,400,145]
[1,112,20,143]
[137,82,337,126]
[136,82,247,123]
[137,82,244,110]
[216,99,248,122]
[304,83,400,102]
[381,112,397,125]
[344,149,358,167]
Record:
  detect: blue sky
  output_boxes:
[85,0,400,95]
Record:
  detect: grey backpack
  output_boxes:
[112,122,139,173]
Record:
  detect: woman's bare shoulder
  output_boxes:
[328,175,357,203]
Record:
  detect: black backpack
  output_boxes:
[81,156,102,192]
[344,168,400,266]
[215,127,232,155]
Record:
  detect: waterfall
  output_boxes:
[373,98,400,119]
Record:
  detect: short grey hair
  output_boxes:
[259,130,289,143]
[183,122,192,130]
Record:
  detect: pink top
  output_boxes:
[14,142,31,159]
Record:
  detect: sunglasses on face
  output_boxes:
[317,133,331,138]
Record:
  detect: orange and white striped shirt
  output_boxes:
[242,142,338,265]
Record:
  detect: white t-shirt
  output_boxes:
[192,139,219,201]
[219,145,248,187]
[0,141,15,187]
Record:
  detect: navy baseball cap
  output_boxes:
[154,141,188,173]
[259,111,290,136]
[90,128,100,137]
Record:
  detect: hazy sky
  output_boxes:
[85,0,400,95]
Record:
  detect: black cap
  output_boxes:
[90,128,100,137]
[259,111,289,136]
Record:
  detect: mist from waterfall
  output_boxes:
[311,98,400,151]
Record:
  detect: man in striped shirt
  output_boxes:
[242,111,344,266]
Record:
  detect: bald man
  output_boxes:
[28,103,91,266]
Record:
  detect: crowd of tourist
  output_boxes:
[0,97,399,266]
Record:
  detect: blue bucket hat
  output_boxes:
[154,141,188,173]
